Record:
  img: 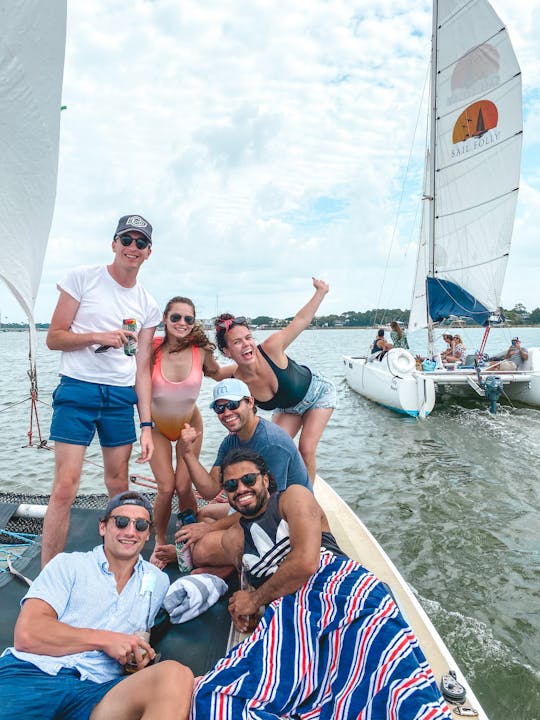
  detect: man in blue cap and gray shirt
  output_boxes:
[151,378,311,568]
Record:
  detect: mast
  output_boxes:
[426,0,439,356]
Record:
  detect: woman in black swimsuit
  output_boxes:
[215,278,336,482]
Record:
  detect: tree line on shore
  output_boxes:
[3,302,540,330]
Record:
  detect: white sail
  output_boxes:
[0,0,66,357]
[409,0,522,332]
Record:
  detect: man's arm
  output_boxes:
[46,290,133,351]
[176,510,239,548]
[228,486,322,624]
[135,325,157,463]
[14,598,155,668]
[178,424,221,499]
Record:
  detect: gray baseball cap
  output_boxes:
[115,214,152,242]
[102,491,153,521]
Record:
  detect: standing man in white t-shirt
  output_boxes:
[42,215,162,566]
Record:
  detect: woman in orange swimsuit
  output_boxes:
[149,296,230,567]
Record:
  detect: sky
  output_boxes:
[1,0,540,324]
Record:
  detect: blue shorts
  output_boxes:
[0,654,123,720]
[273,371,337,416]
[50,376,138,447]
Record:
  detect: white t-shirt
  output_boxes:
[57,265,161,386]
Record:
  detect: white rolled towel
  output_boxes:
[164,573,228,624]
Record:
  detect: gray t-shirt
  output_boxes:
[214,418,311,491]
[508,344,528,369]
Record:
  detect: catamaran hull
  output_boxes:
[344,347,540,415]
[342,349,436,418]
[433,346,540,408]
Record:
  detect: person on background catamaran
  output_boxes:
[42,215,161,567]
[370,327,393,360]
[440,333,455,361]
[148,296,232,568]
[444,334,466,364]
[390,320,409,348]
[191,449,453,720]
[214,277,336,482]
[0,491,193,720]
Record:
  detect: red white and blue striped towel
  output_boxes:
[191,552,452,719]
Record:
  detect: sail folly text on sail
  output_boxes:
[451,130,501,158]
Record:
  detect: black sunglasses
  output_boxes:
[222,472,261,493]
[169,313,195,325]
[212,399,246,414]
[118,234,151,250]
[108,515,150,532]
[216,316,248,331]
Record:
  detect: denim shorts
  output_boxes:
[49,376,138,447]
[0,654,123,720]
[273,371,337,415]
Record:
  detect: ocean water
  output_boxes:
[0,326,539,718]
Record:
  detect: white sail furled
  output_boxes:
[0,0,66,358]
[409,0,522,332]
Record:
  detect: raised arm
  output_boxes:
[262,277,329,354]
[178,424,221,499]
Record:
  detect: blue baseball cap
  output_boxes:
[210,378,251,408]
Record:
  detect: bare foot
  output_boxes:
[151,543,177,567]
[150,544,174,569]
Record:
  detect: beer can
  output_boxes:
[123,318,137,356]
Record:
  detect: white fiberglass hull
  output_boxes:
[342,349,436,418]
[315,477,488,719]
[344,347,540,415]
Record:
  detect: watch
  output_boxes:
[139,421,154,429]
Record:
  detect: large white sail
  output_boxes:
[409,0,522,333]
[0,0,66,357]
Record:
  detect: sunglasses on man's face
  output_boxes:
[169,313,195,325]
[222,472,261,493]
[118,234,151,250]
[108,515,150,532]
[212,399,245,415]
[216,316,248,331]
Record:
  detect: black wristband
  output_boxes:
[139,422,154,429]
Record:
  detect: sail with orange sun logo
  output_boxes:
[408,0,522,332]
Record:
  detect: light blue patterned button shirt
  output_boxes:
[3,545,169,683]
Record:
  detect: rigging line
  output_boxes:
[436,24,509,77]
[436,187,518,219]
[436,252,509,273]
[374,61,430,324]
[436,71,522,123]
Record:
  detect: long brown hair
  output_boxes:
[390,321,403,339]
[153,296,216,363]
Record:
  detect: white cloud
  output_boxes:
[1,0,540,324]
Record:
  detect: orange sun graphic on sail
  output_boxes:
[452,100,498,143]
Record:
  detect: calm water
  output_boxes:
[1,327,539,719]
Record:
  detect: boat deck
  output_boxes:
[0,496,235,677]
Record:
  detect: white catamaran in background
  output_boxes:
[344,0,540,417]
